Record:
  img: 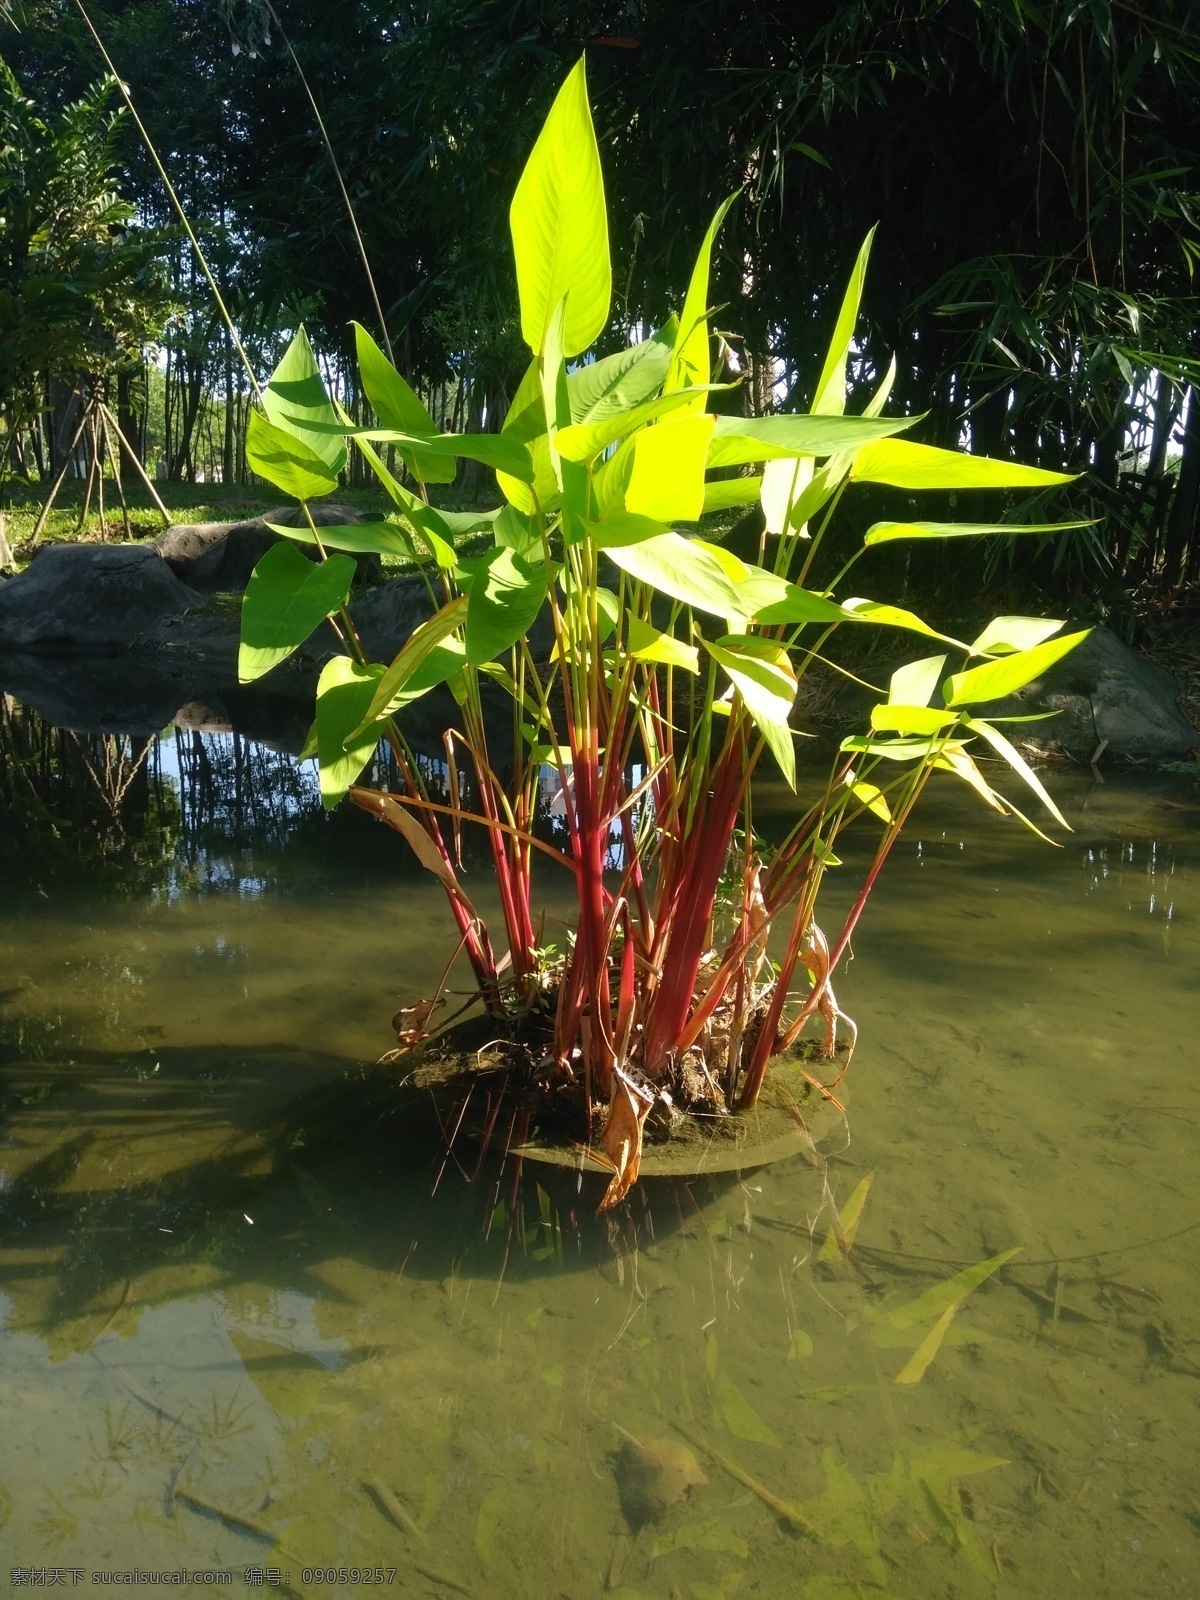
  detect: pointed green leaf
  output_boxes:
[625,614,699,672]
[312,425,534,482]
[711,410,910,465]
[353,322,454,483]
[316,657,386,809]
[966,717,1070,829]
[556,388,715,463]
[841,598,969,649]
[625,414,715,521]
[599,531,746,617]
[703,474,763,513]
[667,192,737,410]
[755,583,845,627]
[705,635,797,725]
[245,408,339,501]
[567,335,672,423]
[945,630,1089,706]
[870,704,957,736]
[353,596,469,735]
[466,548,548,665]
[888,655,946,707]
[510,57,610,357]
[888,1248,1021,1330]
[852,439,1077,490]
[848,780,891,822]
[971,616,1067,655]
[813,228,875,417]
[238,542,354,683]
[262,327,346,475]
[865,518,1094,547]
[266,520,422,560]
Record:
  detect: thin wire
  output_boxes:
[71,0,262,401]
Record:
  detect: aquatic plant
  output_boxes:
[236,59,1087,1208]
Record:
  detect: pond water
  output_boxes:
[1,703,1197,1600]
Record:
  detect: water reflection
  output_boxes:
[1,700,1198,1597]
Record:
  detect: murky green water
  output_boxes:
[1,709,1197,1599]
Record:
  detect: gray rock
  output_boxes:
[996,626,1197,763]
[153,502,378,592]
[0,543,203,651]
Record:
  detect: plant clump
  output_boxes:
[235,58,1088,1210]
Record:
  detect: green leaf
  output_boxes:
[851,439,1077,490]
[261,327,346,476]
[567,335,672,423]
[970,615,1066,655]
[755,584,846,627]
[598,530,746,617]
[887,1248,1021,1331]
[245,408,339,501]
[316,425,534,483]
[864,518,1095,547]
[841,598,969,649]
[556,389,714,464]
[667,192,737,410]
[756,715,797,789]
[465,548,548,665]
[888,655,946,707]
[703,474,763,513]
[625,415,715,521]
[716,1371,780,1446]
[625,614,699,672]
[966,717,1070,829]
[353,322,454,483]
[238,543,354,683]
[870,704,957,736]
[266,520,422,560]
[812,228,874,417]
[584,510,669,548]
[510,56,610,357]
[710,411,910,466]
[944,630,1089,706]
[316,657,386,809]
[848,780,891,822]
[353,595,469,735]
[705,635,797,725]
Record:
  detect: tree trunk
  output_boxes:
[1163,388,1199,588]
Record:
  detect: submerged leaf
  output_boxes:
[893,1299,962,1385]
[887,1247,1020,1330]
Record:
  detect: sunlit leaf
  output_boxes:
[970,615,1067,655]
[841,598,969,649]
[703,474,764,513]
[851,439,1076,490]
[966,717,1070,829]
[352,595,469,735]
[870,704,957,736]
[888,655,946,707]
[864,518,1094,546]
[668,193,737,410]
[556,389,712,463]
[705,636,797,726]
[625,414,715,520]
[812,229,874,416]
[568,334,672,423]
[848,780,892,822]
[710,411,909,466]
[944,630,1089,705]
[626,614,699,672]
[510,57,610,356]
[600,531,746,617]
[266,519,421,560]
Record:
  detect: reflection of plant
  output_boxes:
[236,59,1085,1209]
